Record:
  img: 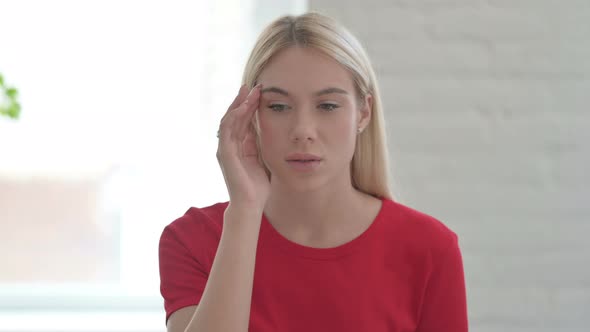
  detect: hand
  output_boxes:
[216,84,270,213]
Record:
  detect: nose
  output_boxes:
[289,107,316,142]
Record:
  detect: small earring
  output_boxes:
[357,127,362,134]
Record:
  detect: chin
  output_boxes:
[273,171,331,193]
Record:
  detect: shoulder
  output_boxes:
[380,198,459,254]
[158,202,229,323]
[159,201,229,261]
[163,201,229,236]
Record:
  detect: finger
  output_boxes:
[219,84,249,125]
[227,84,249,112]
[234,86,261,139]
[218,103,245,142]
[220,84,261,141]
[233,100,260,142]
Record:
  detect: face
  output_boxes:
[255,46,372,191]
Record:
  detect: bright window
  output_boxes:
[0,0,306,330]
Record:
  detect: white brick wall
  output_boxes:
[309,0,590,331]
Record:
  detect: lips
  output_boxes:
[286,153,322,162]
[286,159,321,172]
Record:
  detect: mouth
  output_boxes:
[286,159,322,172]
[285,153,322,162]
[287,159,320,162]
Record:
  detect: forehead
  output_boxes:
[257,46,354,93]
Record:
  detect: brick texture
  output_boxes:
[308,0,590,330]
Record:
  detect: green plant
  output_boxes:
[0,73,21,119]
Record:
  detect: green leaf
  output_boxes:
[9,103,21,118]
[0,73,21,119]
[6,87,18,99]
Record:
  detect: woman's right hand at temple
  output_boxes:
[216,84,270,214]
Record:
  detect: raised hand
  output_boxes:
[216,84,270,214]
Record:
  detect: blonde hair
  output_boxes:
[242,12,394,200]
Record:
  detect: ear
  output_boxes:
[358,94,373,131]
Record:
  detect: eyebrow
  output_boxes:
[260,86,349,97]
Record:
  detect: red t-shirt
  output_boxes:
[159,197,468,331]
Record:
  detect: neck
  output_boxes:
[263,175,368,234]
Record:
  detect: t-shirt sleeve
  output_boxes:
[416,233,469,332]
[158,223,209,324]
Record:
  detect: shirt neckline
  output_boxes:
[260,196,389,260]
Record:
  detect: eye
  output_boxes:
[268,104,290,112]
[319,103,340,111]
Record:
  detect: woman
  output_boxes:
[159,12,468,332]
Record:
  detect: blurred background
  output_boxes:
[0,0,588,331]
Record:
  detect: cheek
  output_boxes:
[256,112,281,159]
[257,110,291,142]
[257,111,271,133]
[332,116,357,141]
[257,107,279,129]
[331,118,358,159]
[257,113,276,144]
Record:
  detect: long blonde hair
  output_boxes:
[242,12,394,200]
